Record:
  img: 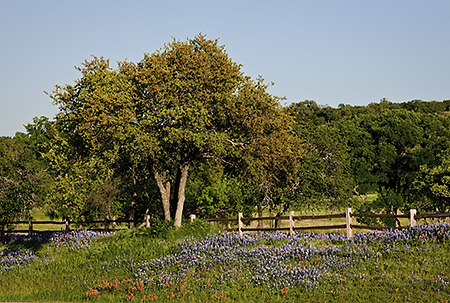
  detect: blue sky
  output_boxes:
[1,0,449,136]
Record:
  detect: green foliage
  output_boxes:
[131,34,250,225]
[185,162,243,218]
[115,219,175,240]
[413,150,450,212]
[287,99,450,225]
[339,108,450,224]
[0,128,51,225]
[288,118,354,211]
[44,152,126,221]
[45,56,158,222]
[224,78,304,217]
[24,116,54,153]
[46,34,302,225]
[168,219,219,240]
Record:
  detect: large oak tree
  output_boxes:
[48,34,302,226]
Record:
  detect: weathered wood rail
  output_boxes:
[2,209,449,238]
[0,216,151,235]
[197,208,450,239]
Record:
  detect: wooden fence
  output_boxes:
[195,208,450,239]
[2,209,450,238]
[0,215,152,235]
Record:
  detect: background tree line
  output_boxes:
[287,99,450,226]
[1,35,450,229]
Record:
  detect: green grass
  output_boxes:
[14,208,64,232]
[1,220,450,302]
[0,220,217,302]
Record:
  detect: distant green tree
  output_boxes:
[401,99,450,114]
[24,116,54,149]
[286,102,355,212]
[228,78,303,219]
[413,150,450,212]
[0,129,50,228]
[287,100,339,125]
[293,123,354,211]
[339,109,450,226]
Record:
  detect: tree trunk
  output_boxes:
[171,167,181,219]
[165,181,171,216]
[174,164,190,227]
[153,165,171,221]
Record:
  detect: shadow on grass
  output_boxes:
[0,232,54,251]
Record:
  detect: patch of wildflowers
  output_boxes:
[103,223,450,295]
[0,230,114,273]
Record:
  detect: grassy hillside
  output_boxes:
[1,220,450,302]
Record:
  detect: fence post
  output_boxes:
[238,212,243,237]
[289,211,294,237]
[28,217,33,235]
[63,216,71,231]
[410,209,417,227]
[63,217,71,231]
[190,214,196,223]
[346,208,353,239]
[104,216,109,232]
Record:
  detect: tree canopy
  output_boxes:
[46,34,302,226]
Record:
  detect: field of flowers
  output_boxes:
[0,230,113,273]
[1,223,450,302]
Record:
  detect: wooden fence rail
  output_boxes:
[0,215,152,235]
[199,208,450,239]
[2,210,450,238]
